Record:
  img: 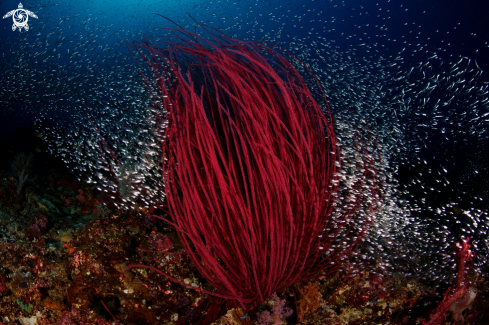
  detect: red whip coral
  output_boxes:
[422,238,476,325]
[123,24,381,310]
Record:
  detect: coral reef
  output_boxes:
[0,123,484,324]
[0,169,485,324]
[256,293,294,325]
[296,283,321,322]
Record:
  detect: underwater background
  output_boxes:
[1,0,488,135]
[0,0,489,324]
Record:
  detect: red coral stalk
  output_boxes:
[422,237,476,325]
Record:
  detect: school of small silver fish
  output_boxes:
[1,0,488,290]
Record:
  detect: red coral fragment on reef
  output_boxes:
[421,237,476,325]
[148,233,173,252]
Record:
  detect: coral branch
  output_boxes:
[11,152,33,194]
[421,237,476,325]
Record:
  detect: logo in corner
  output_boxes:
[3,3,38,32]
